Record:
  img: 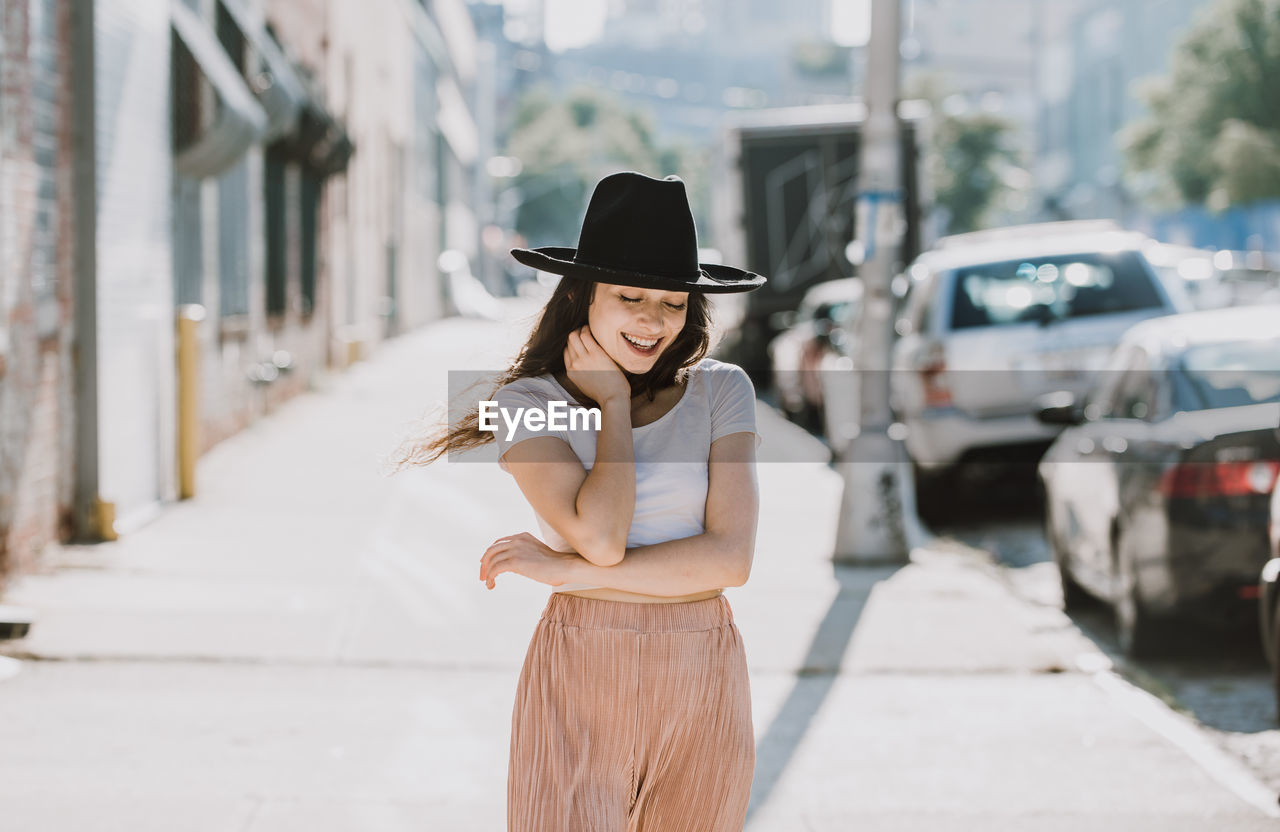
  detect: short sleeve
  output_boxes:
[709,364,763,449]
[487,382,571,474]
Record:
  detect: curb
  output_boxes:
[938,531,1280,818]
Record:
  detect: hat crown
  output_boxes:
[506,170,766,294]
[574,172,701,279]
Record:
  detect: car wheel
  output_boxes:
[1059,559,1092,612]
[1045,502,1090,612]
[780,399,798,423]
[1113,542,1173,659]
[1272,610,1280,725]
[799,400,823,435]
[912,462,953,528]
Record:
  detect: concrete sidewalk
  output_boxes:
[0,306,1276,830]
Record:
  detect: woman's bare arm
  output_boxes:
[565,431,759,594]
[503,392,635,566]
[501,323,637,566]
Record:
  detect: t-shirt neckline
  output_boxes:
[543,359,704,432]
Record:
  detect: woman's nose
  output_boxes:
[633,306,662,329]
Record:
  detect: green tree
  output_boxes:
[1119,0,1280,210]
[906,74,1021,234]
[931,112,1019,233]
[502,85,707,248]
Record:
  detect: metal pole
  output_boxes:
[833,0,911,563]
[69,0,103,542]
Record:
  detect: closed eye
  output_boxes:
[621,295,685,311]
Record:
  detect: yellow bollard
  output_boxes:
[176,304,206,499]
[95,497,117,542]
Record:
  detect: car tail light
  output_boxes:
[1158,460,1280,499]
[917,343,952,408]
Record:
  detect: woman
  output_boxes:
[402,171,765,831]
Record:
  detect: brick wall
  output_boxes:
[0,0,77,584]
[191,0,337,454]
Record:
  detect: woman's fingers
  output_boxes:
[481,533,553,590]
[485,551,514,588]
[564,338,582,369]
[576,326,593,345]
[480,539,511,580]
[481,534,534,581]
[569,327,619,389]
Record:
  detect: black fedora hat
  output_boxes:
[509,171,767,294]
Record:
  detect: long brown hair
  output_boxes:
[387,278,713,471]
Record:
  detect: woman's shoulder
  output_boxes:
[490,374,569,414]
[493,373,559,399]
[695,356,745,375]
[693,357,753,389]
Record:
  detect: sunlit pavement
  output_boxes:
[1,306,1277,830]
[936,516,1280,807]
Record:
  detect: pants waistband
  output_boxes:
[540,592,735,632]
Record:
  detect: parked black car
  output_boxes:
[1260,480,1280,721]
[1037,305,1280,658]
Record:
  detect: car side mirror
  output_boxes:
[1034,391,1084,426]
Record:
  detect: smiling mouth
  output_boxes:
[622,332,662,355]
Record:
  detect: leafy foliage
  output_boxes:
[1119,0,1280,210]
[931,112,1018,233]
[502,85,708,248]
[906,74,1020,234]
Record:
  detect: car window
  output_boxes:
[830,299,857,326]
[948,250,1165,331]
[1109,351,1158,420]
[902,278,936,334]
[1085,344,1139,420]
[1171,338,1280,411]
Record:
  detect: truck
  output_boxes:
[709,101,930,389]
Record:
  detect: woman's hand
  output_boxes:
[480,532,581,589]
[564,324,631,406]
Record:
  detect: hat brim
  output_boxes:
[510,246,767,294]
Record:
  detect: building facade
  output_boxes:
[0,0,78,578]
[0,0,481,584]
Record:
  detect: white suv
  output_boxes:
[890,225,1193,475]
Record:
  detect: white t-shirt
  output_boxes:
[491,357,761,592]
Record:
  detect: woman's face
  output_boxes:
[587,282,690,374]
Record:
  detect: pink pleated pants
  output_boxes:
[507,592,755,831]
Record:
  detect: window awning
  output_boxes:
[170,0,267,178]
[217,0,310,140]
[270,102,355,178]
